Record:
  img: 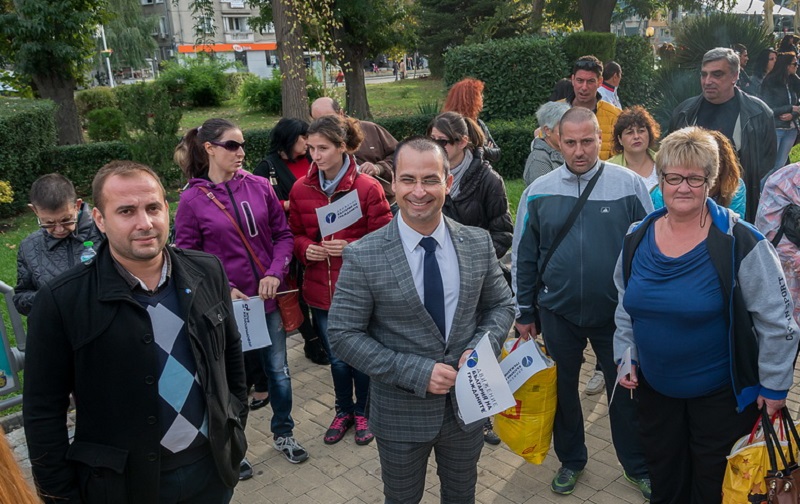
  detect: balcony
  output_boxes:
[225,32,254,43]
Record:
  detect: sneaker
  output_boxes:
[483,418,501,445]
[551,467,583,495]
[354,414,374,445]
[273,436,309,464]
[624,472,652,500]
[324,412,354,445]
[239,457,253,481]
[585,370,605,395]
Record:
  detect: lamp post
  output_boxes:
[99,25,115,88]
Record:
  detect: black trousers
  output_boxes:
[540,308,648,477]
[637,373,759,504]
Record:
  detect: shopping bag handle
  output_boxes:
[764,407,793,475]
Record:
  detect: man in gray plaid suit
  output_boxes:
[328,136,515,504]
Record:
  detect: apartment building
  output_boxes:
[141,0,278,77]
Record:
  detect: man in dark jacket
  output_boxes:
[23,161,248,504]
[669,47,776,221]
[13,173,103,315]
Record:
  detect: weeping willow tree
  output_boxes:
[105,0,158,70]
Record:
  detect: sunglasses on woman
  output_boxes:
[430,137,452,148]
[209,140,245,151]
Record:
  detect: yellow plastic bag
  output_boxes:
[494,338,557,465]
[722,415,795,504]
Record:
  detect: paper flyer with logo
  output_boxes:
[609,346,631,406]
[455,333,516,424]
[316,190,362,238]
[232,299,271,351]
[499,338,550,393]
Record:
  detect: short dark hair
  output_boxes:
[572,55,603,78]
[611,106,661,155]
[29,174,77,211]
[92,160,166,213]
[393,136,450,178]
[559,107,600,135]
[603,61,621,81]
[268,117,309,161]
[732,43,747,55]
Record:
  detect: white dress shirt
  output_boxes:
[397,214,460,340]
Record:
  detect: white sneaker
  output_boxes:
[585,370,605,395]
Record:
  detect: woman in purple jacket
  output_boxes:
[174,118,309,470]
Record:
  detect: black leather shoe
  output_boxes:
[239,458,254,481]
[250,396,269,410]
[304,339,330,365]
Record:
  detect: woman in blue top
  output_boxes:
[613,127,799,504]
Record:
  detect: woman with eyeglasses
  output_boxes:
[288,114,392,447]
[174,118,310,471]
[613,127,799,503]
[651,129,747,218]
[14,173,103,315]
[760,52,800,178]
[426,111,512,445]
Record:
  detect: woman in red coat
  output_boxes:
[289,114,393,446]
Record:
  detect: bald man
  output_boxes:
[311,97,398,205]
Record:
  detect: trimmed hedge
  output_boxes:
[615,36,657,109]
[87,107,125,142]
[75,87,117,123]
[242,129,272,171]
[563,32,616,64]
[374,113,436,141]
[43,142,132,195]
[0,98,57,217]
[444,37,569,121]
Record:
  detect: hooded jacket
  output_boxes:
[174,170,294,313]
[14,202,103,315]
[288,154,393,310]
[669,88,777,221]
[614,200,800,411]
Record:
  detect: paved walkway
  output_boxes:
[9,333,800,503]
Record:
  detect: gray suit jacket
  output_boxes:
[328,216,515,443]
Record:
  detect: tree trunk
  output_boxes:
[579,0,617,32]
[341,47,371,120]
[32,73,83,145]
[274,0,310,121]
[532,0,545,31]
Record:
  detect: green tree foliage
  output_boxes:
[418,0,538,77]
[614,35,657,109]
[156,56,232,107]
[563,32,617,63]
[105,0,158,70]
[0,0,108,145]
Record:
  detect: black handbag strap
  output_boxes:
[536,163,605,293]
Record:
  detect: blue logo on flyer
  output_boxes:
[325,212,336,224]
[521,356,533,367]
[467,350,479,368]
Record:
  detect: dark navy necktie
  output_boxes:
[419,237,445,337]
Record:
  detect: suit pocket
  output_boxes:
[66,441,129,504]
[203,301,230,360]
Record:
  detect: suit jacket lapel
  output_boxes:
[384,217,446,343]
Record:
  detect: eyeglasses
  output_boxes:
[429,137,452,148]
[791,61,799,67]
[37,217,78,230]
[662,173,708,188]
[574,59,601,72]
[209,140,245,151]
[396,176,445,187]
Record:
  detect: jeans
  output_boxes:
[772,128,798,176]
[311,307,369,416]
[259,310,295,438]
[159,453,233,504]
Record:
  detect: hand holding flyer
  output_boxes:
[455,332,516,424]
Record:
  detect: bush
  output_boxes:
[444,37,569,121]
[615,36,657,109]
[116,82,183,185]
[563,32,616,65]
[43,142,132,195]
[243,128,272,171]
[374,113,436,141]
[240,74,282,114]
[225,72,252,97]
[75,87,117,122]
[0,98,57,217]
[157,57,231,107]
[484,116,538,180]
[86,107,126,142]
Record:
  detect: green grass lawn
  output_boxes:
[178,77,446,133]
